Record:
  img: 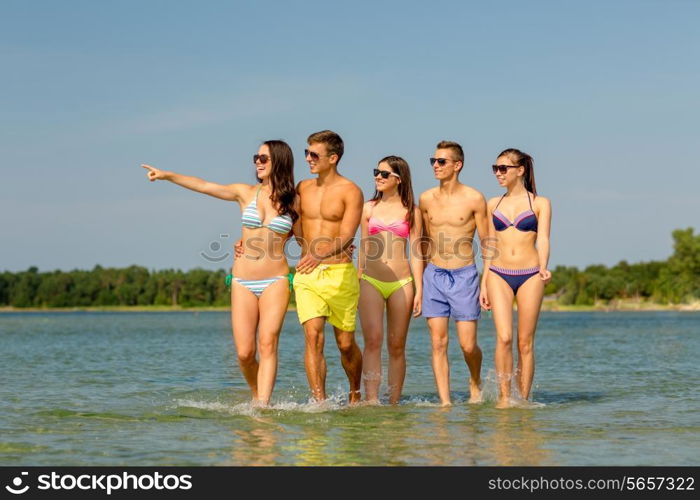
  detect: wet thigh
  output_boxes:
[487,272,515,342]
[386,283,414,348]
[455,319,478,351]
[514,274,544,342]
[359,279,385,344]
[231,282,260,355]
[257,278,291,342]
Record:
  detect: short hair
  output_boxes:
[436,140,464,163]
[308,130,344,161]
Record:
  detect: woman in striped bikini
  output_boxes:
[358,156,423,404]
[479,148,552,408]
[142,140,298,406]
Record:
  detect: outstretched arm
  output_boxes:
[141,164,245,202]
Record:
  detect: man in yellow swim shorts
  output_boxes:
[294,130,364,403]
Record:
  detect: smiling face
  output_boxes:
[432,148,462,180]
[374,161,400,194]
[493,153,524,188]
[305,142,336,175]
[254,144,272,181]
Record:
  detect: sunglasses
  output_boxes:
[430,157,455,167]
[492,164,520,174]
[304,149,333,161]
[373,168,400,180]
[253,154,270,165]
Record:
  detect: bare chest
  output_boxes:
[301,187,346,222]
[424,199,473,227]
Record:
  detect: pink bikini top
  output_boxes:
[368,216,410,239]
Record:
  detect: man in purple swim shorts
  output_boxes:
[419,140,489,406]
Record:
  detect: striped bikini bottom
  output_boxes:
[489,265,540,295]
[225,273,294,298]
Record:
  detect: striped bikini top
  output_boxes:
[241,186,293,234]
[492,193,538,232]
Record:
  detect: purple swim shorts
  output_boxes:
[422,263,481,321]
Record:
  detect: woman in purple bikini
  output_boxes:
[480,148,552,408]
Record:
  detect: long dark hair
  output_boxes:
[498,148,537,196]
[370,155,416,229]
[263,140,298,223]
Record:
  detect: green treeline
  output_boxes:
[1,228,698,308]
[0,266,232,308]
[546,227,700,304]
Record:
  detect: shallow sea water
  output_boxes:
[1,311,698,465]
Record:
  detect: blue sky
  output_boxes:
[1,0,699,272]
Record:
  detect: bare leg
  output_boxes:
[385,283,414,404]
[302,317,327,401]
[427,317,451,406]
[514,275,545,400]
[455,320,482,403]
[333,326,363,404]
[358,280,385,404]
[255,278,290,406]
[487,272,515,409]
[231,282,261,400]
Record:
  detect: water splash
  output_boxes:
[173,385,355,416]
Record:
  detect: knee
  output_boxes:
[237,348,256,365]
[518,338,534,357]
[304,329,324,350]
[496,335,513,350]
[337,337,358,356]
[461,342,480,357]
[363,332,382,352]
[258,336,278,359]
[431,337,448,354]
[387,339,405,359]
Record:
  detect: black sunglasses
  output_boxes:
[253,154,270,165]
[430,157,455,167]
[305,149,333,161]
[492,164,520,174]
[373,168,400,180]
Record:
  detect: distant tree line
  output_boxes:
[0,266,232,308]
[545,228,700,305]
[1,229,698,308]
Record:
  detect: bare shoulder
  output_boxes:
[337,176,361,191]
[419,187,438,205]
[337,176,363,200]
[534,195,551,209]
[461,184,486,201]
[297,178,315,193]
[486,196,502,209]
[362,200,375,217]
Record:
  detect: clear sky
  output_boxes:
[1,0,698,272]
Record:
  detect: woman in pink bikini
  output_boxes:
[358,156,423,404]
[480,148,552,408]
[142,140,297,406]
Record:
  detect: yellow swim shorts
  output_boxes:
[293,262,360,332]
